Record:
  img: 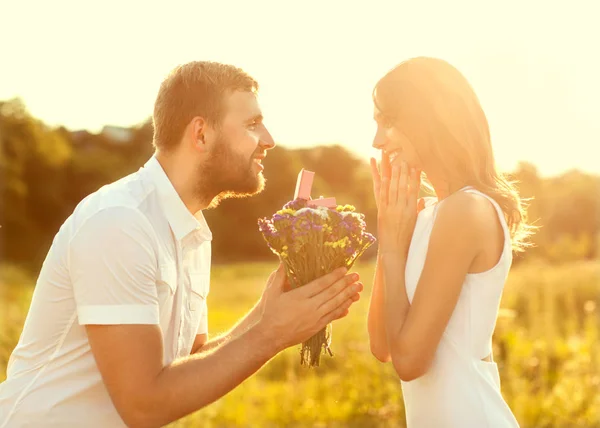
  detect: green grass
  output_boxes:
[1,261,599,427]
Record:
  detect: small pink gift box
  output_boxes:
[294,169,337,208]
[307,197,337,208]
[294,169,314,200]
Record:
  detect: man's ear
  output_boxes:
[189,116,208,153]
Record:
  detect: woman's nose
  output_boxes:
[372,127,386,149]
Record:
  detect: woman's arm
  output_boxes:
[367,254,392,362]
[381,192,487,381]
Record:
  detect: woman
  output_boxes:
[367,57,533,427]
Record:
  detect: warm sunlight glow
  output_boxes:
[2,0,598,177]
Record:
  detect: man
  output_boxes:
[0,61,363,427]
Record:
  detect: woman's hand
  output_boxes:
[370,153,391,210]
[370,157,422,258]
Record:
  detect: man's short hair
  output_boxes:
[152,61,258,151]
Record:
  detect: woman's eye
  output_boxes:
[378,117,392,129]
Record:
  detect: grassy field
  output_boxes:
[1,260,599,427]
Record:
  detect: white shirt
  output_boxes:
[0,156,212,428]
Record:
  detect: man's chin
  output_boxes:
[206,174,266,209]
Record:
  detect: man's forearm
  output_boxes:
[142,323,276,427]
[197,303,262,353]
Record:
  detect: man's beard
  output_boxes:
[195,133,266,209]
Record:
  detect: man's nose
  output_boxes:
[257,124,275,149]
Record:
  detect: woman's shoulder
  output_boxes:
[433,191,498,240]
[438,189,497,214]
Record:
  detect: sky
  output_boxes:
[1,0,598,177]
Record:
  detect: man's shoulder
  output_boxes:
[68,170,158,237]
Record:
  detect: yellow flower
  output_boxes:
[324,236,351,249]
[276,208,296,216]
[336,204,356,212]
[338,236,351,248]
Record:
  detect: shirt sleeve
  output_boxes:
[69,206,160,325]
[190,268,210,336]
[197,300,208,335]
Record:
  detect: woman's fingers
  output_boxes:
[389,164,400,206]
[370,157,381,207]
[380,169,390,208]
[379,153,392,208]
[381,152,392,180]
[398,162,409,208]
[410,168,421,196]
[370,157,381,184]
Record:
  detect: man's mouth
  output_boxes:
[253,156,265,171]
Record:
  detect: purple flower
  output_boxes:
[363,232,376,244]
[260,198,376,274]
[283,198,308,210]
[258,218,279,238]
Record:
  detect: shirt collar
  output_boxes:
[143,156,212,242]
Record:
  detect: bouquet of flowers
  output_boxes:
[258,170,376,367]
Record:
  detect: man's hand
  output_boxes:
[256,264,363,353]
[85,265,361,427]
[192,265,299,355]
[255,267,282,317]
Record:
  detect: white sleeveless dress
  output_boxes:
[402,187,520,427]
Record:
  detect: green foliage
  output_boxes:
[1,99,599,271]
[0,99,152,269]
[512,162,600,261]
